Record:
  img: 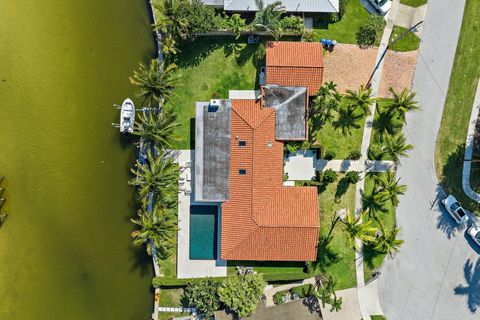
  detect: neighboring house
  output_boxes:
[193,41,322,262]
[266,41,324,96]
[202,0,339,13]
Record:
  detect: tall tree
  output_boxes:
[184,278,221,317]
[133,109,179,151]
[372,103,404,142]
[253,0,285,40]
[345,84,374,116]
[386,87,419,121]
[374,219,404,258]
[313,275,343,312]
[227,14,246,39]
[381,133,413,166]
[153,0,188,40]
[129,151,178,200]
[340,209,377,251]
[373,172,407,206]
[131,205,177,259]
[130,59,179,107]
[218,274,266,318]
[333,107,362,136]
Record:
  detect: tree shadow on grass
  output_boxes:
[308,236,340,274]
[174,37,225,68]
[454,258,480,313]
[335,177,350,199]
[362,243,383,273]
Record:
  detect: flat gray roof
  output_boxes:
[194,100,231,202]
[264,85,307,140]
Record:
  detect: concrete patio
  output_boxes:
[174,150,227,279]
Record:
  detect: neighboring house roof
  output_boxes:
[266,41,324,96]
[223,0,339,12]
[263,85,307,140]
[220,99,319,261]
[194,101,231,202]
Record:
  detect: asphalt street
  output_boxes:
[377,0,480,319]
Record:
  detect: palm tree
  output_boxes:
[153,0,188,40]
[374,219,404,258]
[340,209,377,251]
[372,106,404,142]
[131,205,177,259]
[373,172,407,206]
[161,34,178,55]
[253,0,285,40]
[345,84,374,116]
[130,59,179,107]
[386,87,419,121]
[313,275,343,312]
[129,151,178,199]
[227,14,246,40]
[333,107,362,136]
[133,109,179,151]
[381,133,413,166]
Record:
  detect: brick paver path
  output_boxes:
[379,50,418,97]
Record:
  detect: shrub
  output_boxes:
[347,151,361,160]
[281,16,304,33]
[303,31,316,42]
[184,278,220,317]
[175,0,220,38]
[218,274,266,318]
[356,15,386,47]
[291,284,314,298]
[324,169,337,183]
[345,171,360,184]
[324,151,336,160]
[273,291,288,305]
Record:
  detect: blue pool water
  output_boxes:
[189,205,218,260]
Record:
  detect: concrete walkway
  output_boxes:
[174,150,227,279]
[320,287,362,320]
[394,4,427,37]
[462,81,480,203]
[264,278,316,307]
[353,1,402,319]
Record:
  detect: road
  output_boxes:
[377,0,480,319]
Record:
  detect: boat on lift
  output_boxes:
[119,98,135,134]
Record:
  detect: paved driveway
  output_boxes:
[377,0,480,319]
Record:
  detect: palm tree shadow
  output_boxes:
[436,203,466,239]
[129,246,153,278]
[454,258,480,313]
[308,236,340,274]
[302,295,321,315]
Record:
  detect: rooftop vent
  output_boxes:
[208,99,221,112]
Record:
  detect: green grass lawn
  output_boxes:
[312,0,377,45]
[434,0,480,215]
[362,173,397,282]
[158,288,187,320]
[400,0,427,7]
[167,37,261,149]
[389,25,421,52]
[313,105,366,159]
[368,98,398,160]
[370,315,387,320]
[312,173,357,290]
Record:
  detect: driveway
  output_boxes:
[377,0,480,319]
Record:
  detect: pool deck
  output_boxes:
[174,150,227,279]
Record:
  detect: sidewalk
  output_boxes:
[462,81,480,203]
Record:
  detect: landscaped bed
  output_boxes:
[400,0,427,7]
[389,25,420,52]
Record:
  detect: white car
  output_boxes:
[441,195,469,224]
[369,0,392,15]
[467,225,480,247]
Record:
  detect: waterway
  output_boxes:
[0,1,155,319]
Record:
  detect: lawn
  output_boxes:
[158,287,187,320]
[312,0,379,45]
[400,0,427,7]
[167,37,262,149]
[388,25,421,52]
[368,98,397,160]
[434,0,480,214]
[362,173,397,282]
[308,173,357,290]
[313,104,366,159]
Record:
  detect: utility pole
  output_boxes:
[366,20,424,88]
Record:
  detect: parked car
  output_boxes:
[368,0,392,15]
[467,225,480,246]
[441,195,469,224]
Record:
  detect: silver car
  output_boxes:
[467,225,480,247]
[441,195,469,224]
[369,0,392,15]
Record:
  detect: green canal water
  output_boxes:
[0,1,156,319]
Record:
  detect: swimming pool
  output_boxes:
[190,205,218,260]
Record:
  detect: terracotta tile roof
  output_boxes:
[266,41,324,96]
[221,99,319,261]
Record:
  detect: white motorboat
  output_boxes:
[120,98,135,134]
